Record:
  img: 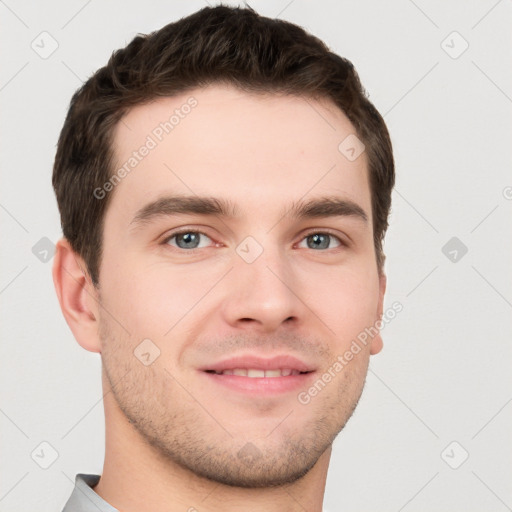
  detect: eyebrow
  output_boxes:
[287,196,368,223]
[130,195,368,228]
[130,196,239,227]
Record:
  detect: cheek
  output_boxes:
[310,266,380,343]
[100,255,224,338]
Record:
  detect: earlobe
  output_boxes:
[370,273,387,356]
[52,238,102,353]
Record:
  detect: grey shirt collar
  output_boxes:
[62,474,118,512]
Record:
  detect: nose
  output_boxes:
[219,245,305,333]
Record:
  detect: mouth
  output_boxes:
[205,368,310,377]
[199,354,316,395]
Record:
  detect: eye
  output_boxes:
[163,230,214,250]
[297,232,343,250]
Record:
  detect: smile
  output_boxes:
[205,368,308,377]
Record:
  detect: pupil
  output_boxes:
[178,232,199,248]
[309,234,328,250]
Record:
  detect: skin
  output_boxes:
[53,84,386,512]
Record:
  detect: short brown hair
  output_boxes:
[53,5,394,285]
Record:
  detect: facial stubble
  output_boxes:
[98,310,368,488]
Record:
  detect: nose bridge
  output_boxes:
[221,236,302,331]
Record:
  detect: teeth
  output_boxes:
[247,369,265,378]
[214,368,305,377]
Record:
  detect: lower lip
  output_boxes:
[201,371,316,395]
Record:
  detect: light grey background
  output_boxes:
[1,1,511,511]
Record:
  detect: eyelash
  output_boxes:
[161,229,347,251]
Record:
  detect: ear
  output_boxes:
[369,272,386,355]
[52,238,101,353]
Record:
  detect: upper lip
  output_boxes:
[200,354,316,373]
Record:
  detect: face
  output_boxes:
[95,84,385,487]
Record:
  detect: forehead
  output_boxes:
[109,84,371,223]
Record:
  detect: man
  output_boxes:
[53,5,394,511]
